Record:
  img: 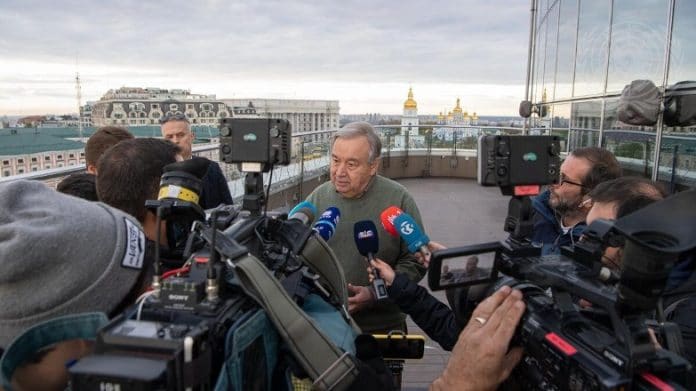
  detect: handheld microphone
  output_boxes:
[288,201,317,225]
[380,206,403,237]
[313,207,341,241]
[392,212,431,260]
[353,220,389,300]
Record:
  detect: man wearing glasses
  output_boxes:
[160,113,233,209]
[529,147,621,255]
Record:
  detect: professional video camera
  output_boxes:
[69,119,367,390]
[427,135,695,390]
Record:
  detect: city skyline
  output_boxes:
[0,1,530,116]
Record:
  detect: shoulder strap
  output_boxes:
[300,235,361,335]
[664,297,690,320]
[300,235,349,307]
[233,254,360,391]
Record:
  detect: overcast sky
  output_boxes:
[0,0,531,116]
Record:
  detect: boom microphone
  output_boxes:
[313,207,341,241]
[353,220,388,300]
[288,201,317,225]
[392,212,431,260]
[380,206,403,237]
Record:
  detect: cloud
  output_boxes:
[0,0,530,114]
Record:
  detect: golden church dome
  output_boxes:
[403,87,417,109]
[452,98,463,114]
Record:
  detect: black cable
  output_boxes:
[263,165,274,217]
[154,206,163,277]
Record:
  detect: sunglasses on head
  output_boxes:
[159,113,189,124]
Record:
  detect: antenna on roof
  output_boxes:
[75,55,84,142]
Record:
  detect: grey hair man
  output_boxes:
[159,113,233,209]
[306,121,427,334]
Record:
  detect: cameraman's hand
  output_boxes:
[431,286,525,391]
[347,284,375,314]
[368,258,395,286]
[415,241,448,267]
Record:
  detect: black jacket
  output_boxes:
[200,160,233,209]
[388,273,460,351]
[662,258,696,371]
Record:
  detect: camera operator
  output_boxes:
[584,176,667,271]
[84,126,134,175]
[0,180,152,391]
[583,177,696,372]
[529,147,621,255]
[430,285,525,391]
[96,138,187,269]
[367,257,525,389]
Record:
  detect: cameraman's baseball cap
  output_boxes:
[0,180,147,348]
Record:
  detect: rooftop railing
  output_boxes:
[2,124,693,191]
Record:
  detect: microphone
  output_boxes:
[313,207,341,241]
[380,206,403,237]
[392,212,431,260]
[353,220,389,300]
[288,201,317,225]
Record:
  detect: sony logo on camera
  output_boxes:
[168,294,190,301]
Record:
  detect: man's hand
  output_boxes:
[415,241,448,267]
[367,258,396,286]
[347,283,375,314]
[430,285,526,391]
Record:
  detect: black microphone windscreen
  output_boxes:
[354,220,379,256]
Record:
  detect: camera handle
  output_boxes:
[503,195,535,243]
[242,172,265,216]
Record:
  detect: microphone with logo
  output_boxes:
[392,212,432,260]
[353,220,389,301]
[313,207,341,241]
[379,205,403,237]
[287,200,317,225]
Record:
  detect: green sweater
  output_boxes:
[307,175,427,332]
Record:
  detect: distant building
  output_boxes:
[340,113,401,125]
[80,101,94,127]
[0,128,86,177]
[394,88,425,148]
[230,101,260,118]
[91,87,230,127]
[434,98,480,141]
[400,87,419,134]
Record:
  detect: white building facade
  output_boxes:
[395,88,424,148]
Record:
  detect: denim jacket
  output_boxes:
[530,190,586,255]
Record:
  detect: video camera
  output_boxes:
[69,119,368,390]
[428,135,695,390]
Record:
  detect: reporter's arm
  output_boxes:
[369,257,460,350]
[430,286,526,391]
[389,273,460,350]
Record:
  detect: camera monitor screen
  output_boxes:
[428,241,501,291]
[478,135,560,191]
[219,118,291,170]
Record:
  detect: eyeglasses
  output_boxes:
[558,173,585,188]
[159,113,190,125]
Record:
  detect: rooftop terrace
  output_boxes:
[394,178,509,390]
